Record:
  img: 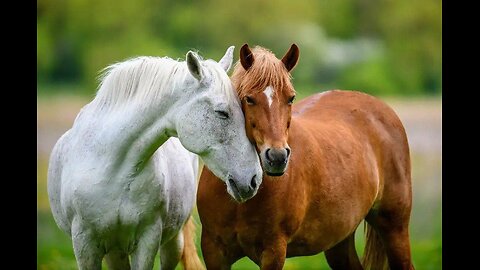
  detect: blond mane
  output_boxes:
[231,46,295,98]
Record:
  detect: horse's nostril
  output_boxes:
[265,148,289,164]
[265,148,272,161]
[250,175,257,190]
[228,178,237,189]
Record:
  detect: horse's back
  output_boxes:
[294,90,408,153]
[295,90,401,125]
[294,89,411,203]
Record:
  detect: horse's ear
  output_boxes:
[219,46,235,72]
[186,51,203,81]
[281,44,300,72]
[240,43,254,71]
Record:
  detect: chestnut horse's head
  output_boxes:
[232,44,299,176]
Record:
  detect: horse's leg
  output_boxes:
[71,218,104,270]
[375,154,414,269]
[366,180,414,269]
[105,251,130,270]
[379,225,414,270]
[259,237,287,270]
[324,232,363,270]
[367,212,414,270]
[160,232,183,270]
[130,223,162,270]
[201,229,232,270]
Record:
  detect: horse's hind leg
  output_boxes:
[105,251,130,270]
[367,211,414,270]
[324,232,363,270]
[381,226,413,270]
[366,160,414,269]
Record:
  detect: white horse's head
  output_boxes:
[175,46,262,202]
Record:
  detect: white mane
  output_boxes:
[90,54,238,112]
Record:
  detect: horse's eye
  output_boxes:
[215,110,229,119]
[245,96,255,105]
[288,95,296,105]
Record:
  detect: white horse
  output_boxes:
[47,46,263,270]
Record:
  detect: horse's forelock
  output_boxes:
[232,46,294,99]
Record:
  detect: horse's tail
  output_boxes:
[362,222,387,270]
[181,215,205,270]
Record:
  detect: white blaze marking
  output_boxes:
[263,86,274,108]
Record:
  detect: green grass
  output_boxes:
[38,206,441,269]
[38,210,78,270]
[37,208,335,269]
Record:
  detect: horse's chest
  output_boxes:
[156,181,194,243]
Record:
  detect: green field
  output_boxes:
[37,94,441,269]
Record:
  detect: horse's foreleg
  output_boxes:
[324,231,363,270]
[260,237,287,270]
[71,218,104,270]
[160,231,184,270]
[201,229,232,270]
[130,223,162,270]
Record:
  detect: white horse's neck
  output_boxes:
[73,58,195,177]
[100,97,178,175]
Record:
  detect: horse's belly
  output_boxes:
[287,241,325,257]
[286,226,340,256]
[286,225,349,257]
[286,203,367,257]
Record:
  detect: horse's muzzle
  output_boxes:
[227,174,259,202]
[262,147,291,176]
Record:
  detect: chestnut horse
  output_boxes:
[197,44,414,270]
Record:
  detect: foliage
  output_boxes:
[37,0,441,96]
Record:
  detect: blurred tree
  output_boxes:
[377,0,442,94]
[37,0,441,96]
[315,0,441,95]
